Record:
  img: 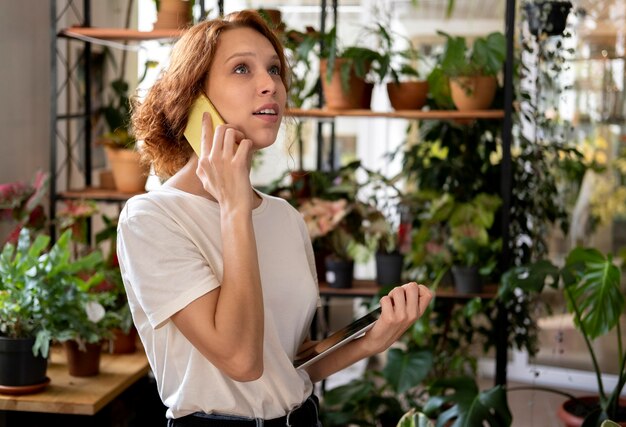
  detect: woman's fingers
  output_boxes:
[364,283,433,354]
[417,284,433,317]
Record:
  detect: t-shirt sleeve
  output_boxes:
[292,204,318,286]
[117,203,220,329]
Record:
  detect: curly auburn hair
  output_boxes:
[131,10,290,179]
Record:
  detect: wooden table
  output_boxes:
[0,345,150,415]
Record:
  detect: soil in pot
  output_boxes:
[0,336,48,388]
[64,340,102,377]
[558,396,626,427]
[325,258,354,289]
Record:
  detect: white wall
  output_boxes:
[0,1,50,185]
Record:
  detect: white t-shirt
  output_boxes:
[116,186,319,420]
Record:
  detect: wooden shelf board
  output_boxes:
[59,27,183,41]
[0,345,149,415]
[57,187,143,202]
[286,108,505,120]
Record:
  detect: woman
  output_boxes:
[117,10,433,427]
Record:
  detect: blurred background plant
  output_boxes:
[0,171,49,245]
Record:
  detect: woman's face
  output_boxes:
[205,27,287,150]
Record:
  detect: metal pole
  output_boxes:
[496,0,517,387]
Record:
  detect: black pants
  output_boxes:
[168,395,321,427]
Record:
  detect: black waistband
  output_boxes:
[168,395,319,427]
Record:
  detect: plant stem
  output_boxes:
[607,320,626,417]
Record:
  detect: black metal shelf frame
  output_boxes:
[49,0,516,385]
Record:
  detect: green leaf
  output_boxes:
[398,409,435,427]
[382,347,433,393]
[563,248,623,340]
[499,260,559,298]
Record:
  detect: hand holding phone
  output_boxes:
[184,93,225,157]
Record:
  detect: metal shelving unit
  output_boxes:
[50,0,516,385]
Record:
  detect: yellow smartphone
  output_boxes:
[184,93,225,156]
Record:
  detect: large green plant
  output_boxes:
[503,247,626,425]
[0,229,115,357]
[422,377,512,427]
[438,31,506,78]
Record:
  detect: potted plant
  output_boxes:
[99,76,150,193]
[523,0,573,38]
[98,54,157,193]
[289,162,383,287]
[0,227,115,387]
[410,192,501,294]
[447,193,502,294]
[365,22,429,110]
[152,0,194,30]
[437,31,506,111]
[0,171,49,245]
[0,230,53,392]
[56,202,135,354]
[95,214,136,354]
[503,247,626,425]
[303,26,382,110]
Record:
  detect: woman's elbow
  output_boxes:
[223,354,264,382]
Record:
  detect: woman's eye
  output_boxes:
[269,65,280,75]
[234,64,249,74]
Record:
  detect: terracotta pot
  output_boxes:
[105,147,148,193]
[449,75,497,111]
[109,327,137,354]
[64,341,102,377]
[320,58,370,110]
[386,81,429,110]
[557,396,626,427]
[153,0,191,30]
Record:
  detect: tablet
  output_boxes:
[294,306,382,369]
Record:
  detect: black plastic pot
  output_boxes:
[524,1,572,37]
[451,265,483,294]
[375,252,404,286]
[325,258,354,288]
[0,336,48,386]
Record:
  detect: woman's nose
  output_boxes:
[259,73,277,96]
